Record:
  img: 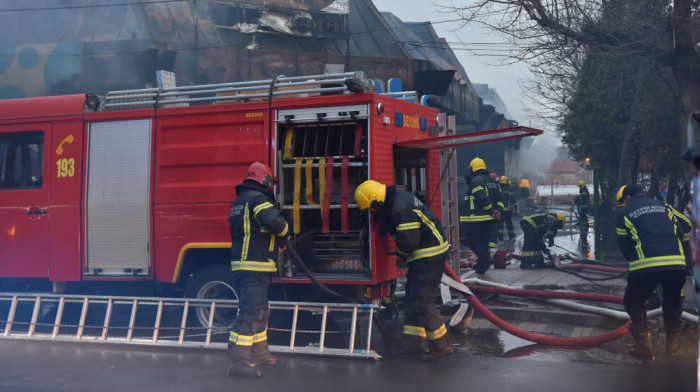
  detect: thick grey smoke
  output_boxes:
[516,132,562,185]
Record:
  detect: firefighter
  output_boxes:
[616,184,686,359]
[496,175,517,242]
[460,158,501,275]
[519,211,565,269]
[355,179,453,361]
[574,180,590,223]
[488,173,500,251]
[226,162,290,377]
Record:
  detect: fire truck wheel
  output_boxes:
[184,264,239,331]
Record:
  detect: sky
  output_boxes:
[371,0,563,179]
[371,0,553,135]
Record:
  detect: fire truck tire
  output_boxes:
[184,264,239,331]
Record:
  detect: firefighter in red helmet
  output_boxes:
[226,162,289,377]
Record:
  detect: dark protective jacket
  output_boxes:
[378,186,449,263]
[577,186,590,209]
[460,169,501,223]
[667,204,691,244]
[521,212,560,246]
[616,194,685,273]
[229,180,289,272]
[497,183,516,212]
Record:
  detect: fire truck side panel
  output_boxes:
[0,122,51,278]
[82,118,155,279]
[369,95,440,284]
[0,94,86,280]
[265,94,439,291]
[48,119,85,281]
[153,103,269,284]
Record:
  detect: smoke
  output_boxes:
[515,131,562,185]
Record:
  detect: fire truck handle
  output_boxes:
[26,207,47,215]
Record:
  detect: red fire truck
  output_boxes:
[0,72,540,327]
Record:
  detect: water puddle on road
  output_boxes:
[448,325,699,366]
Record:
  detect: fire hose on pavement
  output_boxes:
[441,261,632,346]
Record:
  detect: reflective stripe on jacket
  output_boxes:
[459,169,500,223]
[498,183,516,211]
[616,194,685,273]
[578,187,590,208]
[229,180,289,272]
[381,186,449,263]
[521,212,559,241]
[667,204,691,243]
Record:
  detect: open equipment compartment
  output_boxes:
[275,104,370,280]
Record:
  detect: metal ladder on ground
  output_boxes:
[0,293,379,360]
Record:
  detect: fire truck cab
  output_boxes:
[0,72,540,327]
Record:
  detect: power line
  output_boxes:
[0,0,186,12]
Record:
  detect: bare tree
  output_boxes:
[437,0,699,120]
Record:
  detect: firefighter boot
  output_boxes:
[226,344,262,378]
[420,336,454,361]
[251,341,278,365]
[628,325,655,361]
[665,323,684,357]
[397,334,426,358]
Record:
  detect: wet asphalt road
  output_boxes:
[1,338,696,392]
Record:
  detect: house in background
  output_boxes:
[546,160,592,186]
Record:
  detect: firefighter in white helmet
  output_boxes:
[226,162,289,377]
[355,179,453,360]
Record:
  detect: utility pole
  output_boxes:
[593,166,600,259]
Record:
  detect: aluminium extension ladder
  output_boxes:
[0,293,380,360]
[100,71,419,111]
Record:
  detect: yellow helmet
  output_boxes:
[499,175,508,184]
[616,185,627,207]
[556,213,566,228]
[469,157,486,172]
[577,180,586,188]
[355,180,386,211]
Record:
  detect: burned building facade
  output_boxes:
[0,0,515,176]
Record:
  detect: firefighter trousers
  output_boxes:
[402,257,450,354]
[624,270,685,329]
[462,220,494,273]
[497,210,515,241]
[520,220,545,268]
[228,270,271,359]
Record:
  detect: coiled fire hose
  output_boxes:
[442,261,633,346]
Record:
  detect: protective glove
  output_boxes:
[542,248,551,257]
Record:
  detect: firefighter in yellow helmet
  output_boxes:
[496,175,517,241]
[226,162,289,377]
[518,212,565,269]
[355,179,453,361]
[460,157,501,274]
[574,180,590,223]
[615,184,686,359]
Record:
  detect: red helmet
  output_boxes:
[245,162,276,190]
[489,172,498,180]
